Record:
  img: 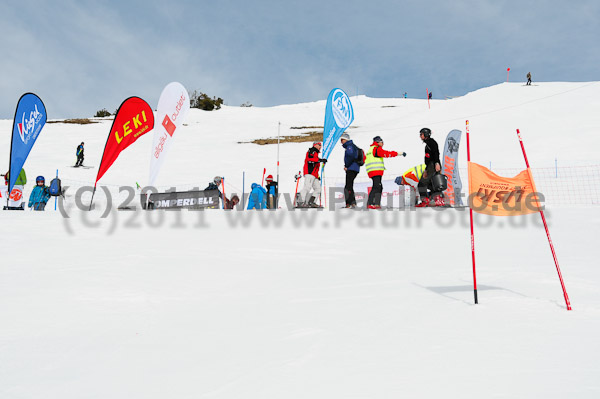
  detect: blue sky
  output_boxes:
[1,0,599,119]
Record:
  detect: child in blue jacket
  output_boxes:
[28,176,51,210]
[247,183,267,209]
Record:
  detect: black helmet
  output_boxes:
[373,135,383,143]
[420,128,431,138]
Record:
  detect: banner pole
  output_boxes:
[466,120,478,304]
[88,184,97,211]
[426,88,430,109]
[516,129,571,310]
[242,171,245,209]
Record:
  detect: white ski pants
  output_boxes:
[299,174,321,203]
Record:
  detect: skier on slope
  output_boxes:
[526,72,532,86]
[75,142,84,167]
[416,128,442,207]
[298,141,327,208]
[365,136,405,209]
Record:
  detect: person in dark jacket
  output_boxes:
[265,174,278,209]
[526,72,532,86]
[298,141,327,207]
[75,142,84,167]
[416,128,441,207]
[340,133,361,208]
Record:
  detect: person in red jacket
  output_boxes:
[298,141,327,207]
[365,136,405,209]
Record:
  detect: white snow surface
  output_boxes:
[1,82,600,398]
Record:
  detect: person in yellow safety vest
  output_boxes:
[396,164,426,205]
[365,136,405,209]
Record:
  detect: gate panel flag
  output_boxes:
[468,162,542,216]
[8,93,47,192]
[441,129,463,206]
[322,88,354,159]
[95,97,154,184]
[148,82,190,186]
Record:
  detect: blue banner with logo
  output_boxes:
[322,88,354,159]
[9,93,47,191]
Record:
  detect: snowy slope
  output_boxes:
[1,82,600,398]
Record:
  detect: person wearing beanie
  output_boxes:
[265,174,278,209]
[365,135,405,209]
[340,133,362,208]
[298,141,327,208]
[416,128,441,207]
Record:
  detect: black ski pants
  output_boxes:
[368,175,383,206]
[344,170,358,206]
[418,164,436,199]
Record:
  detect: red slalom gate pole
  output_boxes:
[466,120,478,304]
[426,88,430,109]
[516,129,572,310]
[261,168,266,186]
[507,67,510,82]
[221,177,227,209]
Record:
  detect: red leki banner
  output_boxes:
[95,97,154,184]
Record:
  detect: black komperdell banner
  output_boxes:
[141,189,220,209]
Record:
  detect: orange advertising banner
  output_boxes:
[95,97,154,184]
[468,162,542,216]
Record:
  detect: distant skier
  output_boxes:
[365,136,404,209]
[340,133,362,208]
[404,92,407,99]
[428,92,433,100]
[526,72,532,86]
[416,128,442,207]
[28,176,51,210]
[75,142,84,167]
[298,141,327,208]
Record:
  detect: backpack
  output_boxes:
[355,145,365,166]
[49,178,62,196]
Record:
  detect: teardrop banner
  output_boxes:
[148,82,190,186]
[8,93,47,192]
[321,88,354,160]
[95,97,155,186]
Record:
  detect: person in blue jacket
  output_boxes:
[340,133,361,208]
[247,183,267,210]
[28,176,51,210]
[75,142,84,167]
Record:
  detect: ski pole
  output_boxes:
[54,169,58,211]
[294,171,301,207]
